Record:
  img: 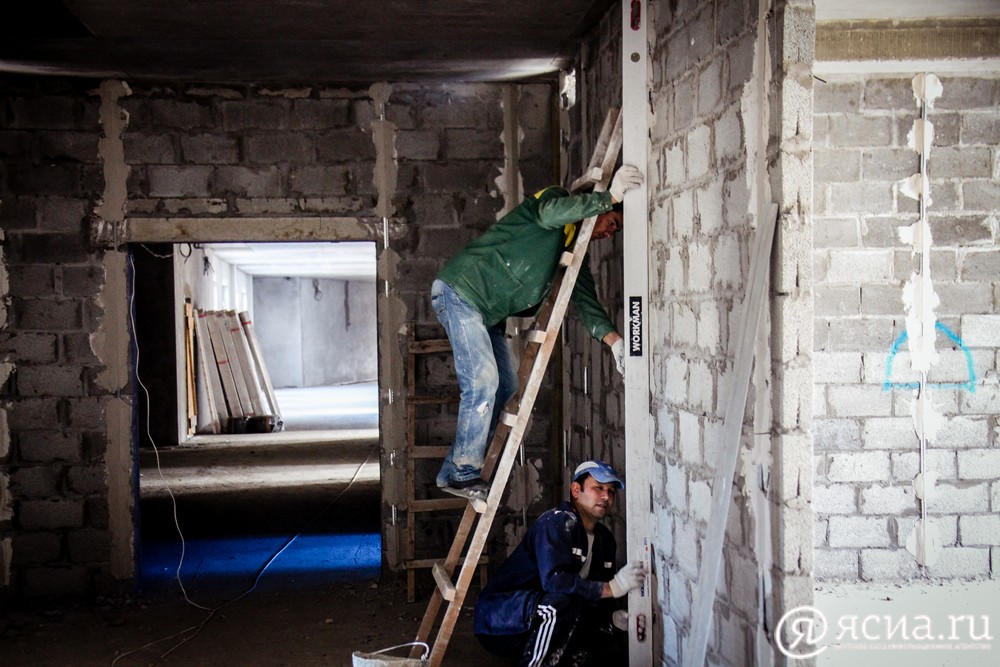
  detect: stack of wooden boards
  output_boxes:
[184,304,282,435]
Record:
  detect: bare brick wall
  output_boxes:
[644,0,770,662]
[0,77,556,597]
[123,81,556,571]
[637,0,814,664]
[813,73,1000,582]
[0,76,117,598]
[566,0,627,546]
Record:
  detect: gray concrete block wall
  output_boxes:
[0,76,117,598]
[637,0,814,664]
[565,0,628,558]
[0,76,557,596]
[813,73,1000,582]
[125,81,557,569]
[648,0,765,658]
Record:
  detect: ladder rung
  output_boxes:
[525,330,547,344]
[409,339,452,354]
[432,562,456,601]
[411,498,468,512]
[404,555,489,570]
[570,166,604,192]
[408,394,460,405]
[415,107,623,667]
[409,446,452,459]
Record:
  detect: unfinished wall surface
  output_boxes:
[812,71,1000,582]
[0,77,122,598]
[645,1,767,662]
[588,0,813,664]
[565,0,627,549]
[404,83,559,564]
[0,76,557,597]
[121,80,555,572]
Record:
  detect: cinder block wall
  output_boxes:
[0,77,115,597]
[564,0,627,544]
[0,77,556,597]
[812,73,1000,582]
[644,1,771,663]
[573,1,816,665]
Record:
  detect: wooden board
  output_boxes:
[204,310,244,420]
[226,310,266,416]
[193,308,224,433]
[239,312,281,422]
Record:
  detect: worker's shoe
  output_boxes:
[439,477,489,503]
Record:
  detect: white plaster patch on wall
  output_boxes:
[898,73,946,569]
[92,80,132,393]
[0,363,13,525]
[0,228,8,330]
[0,537,10,587]
[370,82,398,221]
[739,53,766,237]
[494,85,524,219]
[506,457,542,514]
[0,469,10,523]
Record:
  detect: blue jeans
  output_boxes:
[431,279,518,486]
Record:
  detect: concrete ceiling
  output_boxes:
[2,1,993,85]
[0,0,617,84]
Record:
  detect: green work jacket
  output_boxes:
[437,187,617,342]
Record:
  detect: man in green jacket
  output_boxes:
[431,165,644,502]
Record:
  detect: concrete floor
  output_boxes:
[87,381,504,665]
[138,382,383,593]
[274,382,379,432]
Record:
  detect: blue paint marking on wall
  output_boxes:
[883,322,976,393]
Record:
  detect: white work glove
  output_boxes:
[608,164,643,203]
[611,339,625,377]
[609,561,645,598]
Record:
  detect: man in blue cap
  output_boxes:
[473,460,645,666]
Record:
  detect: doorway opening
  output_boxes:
[130,241,381,595]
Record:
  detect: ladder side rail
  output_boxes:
[416,107,622,664]
[429,213,601,665]
[411,504,478,653]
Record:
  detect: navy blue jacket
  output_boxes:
[474,501,618,636]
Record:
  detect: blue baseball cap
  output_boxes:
[572,459,624,489]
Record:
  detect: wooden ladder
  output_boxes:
[413,108,623,666]
[402,326,488,603]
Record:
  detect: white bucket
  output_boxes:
[351,641,430,667]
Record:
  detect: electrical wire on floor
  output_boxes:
[113,247,380,666]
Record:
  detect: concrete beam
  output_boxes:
[817,19,1000,61]
[120,217,408,244]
